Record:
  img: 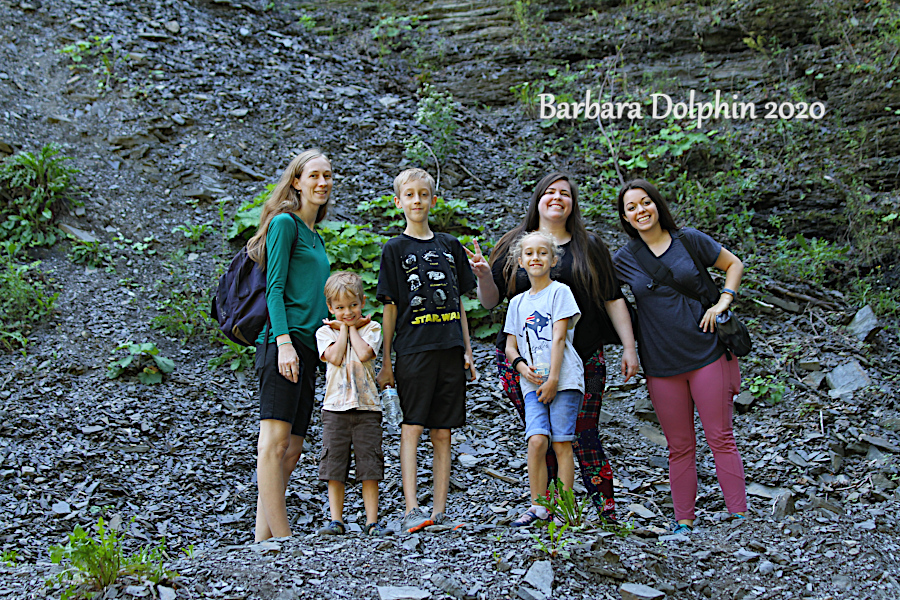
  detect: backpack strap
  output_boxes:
[627,234,706,306]
[671,230,719,307]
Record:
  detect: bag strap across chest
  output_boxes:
[627,230,717,307]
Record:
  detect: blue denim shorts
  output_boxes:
[523,389,583,442]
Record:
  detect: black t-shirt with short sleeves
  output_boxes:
[377,232,476,357]
[491,236,625,361]
[613,228,724,378]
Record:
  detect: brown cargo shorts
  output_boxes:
[318,409,384,482]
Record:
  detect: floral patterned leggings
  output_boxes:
[496,348,616,517]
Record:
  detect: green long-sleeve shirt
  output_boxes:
[256,212,330,351]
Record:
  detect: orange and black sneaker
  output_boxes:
[401,507,433,533]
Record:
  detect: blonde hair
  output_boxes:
[393,168,435,197]
[505,231,562,291]
[324,271,365,305]
[247,149,331,269]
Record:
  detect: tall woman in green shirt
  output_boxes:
[247,149,332,541]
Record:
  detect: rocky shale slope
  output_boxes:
[0,1,899,600]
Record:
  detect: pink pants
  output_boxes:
[646,353,746,520]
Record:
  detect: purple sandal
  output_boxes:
[511,509,545,528]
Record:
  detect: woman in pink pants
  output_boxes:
[613,179,747,535]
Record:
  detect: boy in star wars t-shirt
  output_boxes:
[375,168,476,534]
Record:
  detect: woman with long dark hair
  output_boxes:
[613,179,746,534]
[467,172,638,519]
[248,149,332,540]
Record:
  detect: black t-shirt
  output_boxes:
[613,228,724,377]
[491,236,624,361]
[377,233,476,356]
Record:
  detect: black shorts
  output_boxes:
[318,409,384,482]
[256,335,318,438]
[395,347,466,430]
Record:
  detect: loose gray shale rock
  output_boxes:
[524,560,553,597]
[847,305,882,342]
[377,587,431,600]
[825,359,871,393]
[619,583,666,600]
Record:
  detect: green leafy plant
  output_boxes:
[107,342,175,384]
[0,254,58,351]
[151,292,213,344]
[0,144,79,247]
[181,544,196,559]
[748,374,785,405]
[318,220,388,312]
[68,238,114,270]
[112,234,158,257]
[172,222,213,251]
[49,517,124,598]
[534,478,591,528]
[356,195,405,230]
[299,12,316,31]
[772,234,848,285]
[429,197,484,233]
[57,35,126,91]
[371,15,422,56]
[598,517,636,538]
[49,517,176,599]
[227,184,276,240]
[531,519,575,559]
[208,335,256,373]
[1,549,18,566]
[405,83,459,171]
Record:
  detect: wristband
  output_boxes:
[722,288,736,297]
[277,340,292,347]
[511,357,527,372]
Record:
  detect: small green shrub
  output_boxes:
[772,234,848,285]
[57,34,126,92]
[0,254,58,351]
[208,335,256,373]
[172,222,213,251]
[371,15,422,55]
[49,517,123,598]
[49,517,176,600]
[405,84,459,169]
[298,12,316,31]
[430,197,484,233]
[151,292,213,344]
[107,342,175,384]
[318,220,388,312]
[531,519,574,559]
[68,238,114,269]
[748,374,785,405]
[227,184,275,240]
[1,549,18,566]
[0,144,79,247]
[534,478,591,528]
[356,195,405,230]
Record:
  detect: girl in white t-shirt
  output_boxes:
[503,231,585,527]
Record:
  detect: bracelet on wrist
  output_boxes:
[511,356,527,372]
[721,288,736,297]
[277,340,292,347]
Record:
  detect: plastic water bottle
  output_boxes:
[381,386,403,428]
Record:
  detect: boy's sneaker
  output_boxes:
[401,507,433,534]
[365,521,393,537]
[317,520,346,536]
[424,512,465,532]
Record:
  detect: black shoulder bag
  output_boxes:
[627,230,752,358]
